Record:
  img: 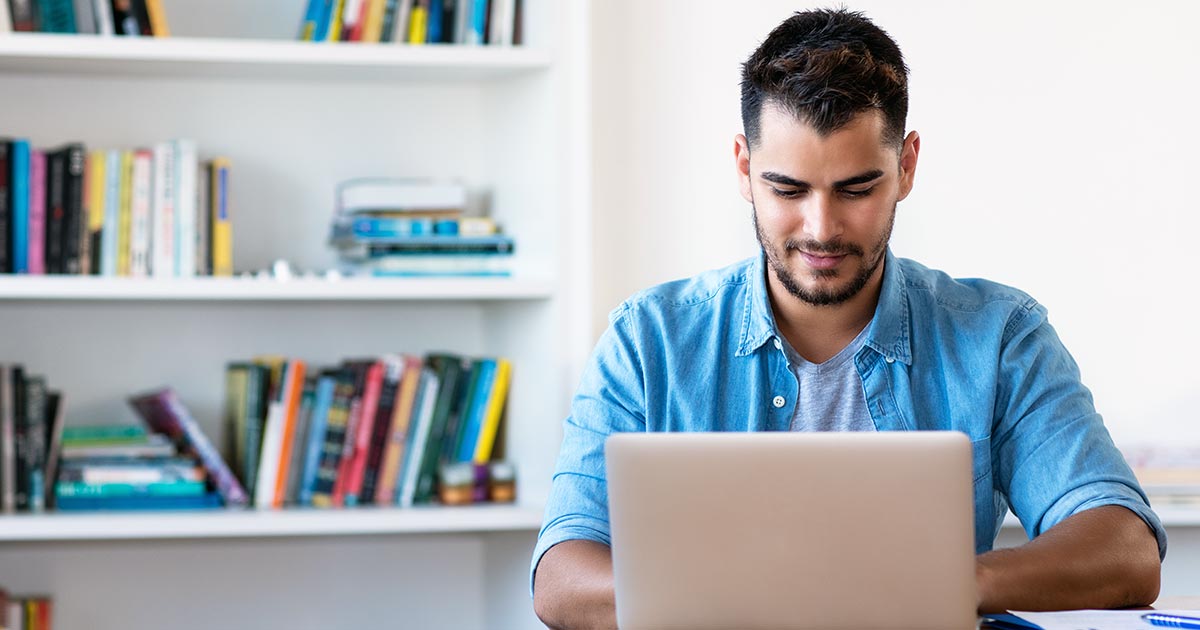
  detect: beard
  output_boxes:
[753,203,895,307]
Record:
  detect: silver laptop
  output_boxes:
[606,431,978,630]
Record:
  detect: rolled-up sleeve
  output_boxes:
[991,301,1167,559]
[530,305,648,596]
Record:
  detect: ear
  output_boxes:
[735,134,753,203]
[897,130,920,202]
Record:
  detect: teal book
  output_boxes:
[56,492,222,511]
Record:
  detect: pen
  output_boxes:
[1142,613,1200,629]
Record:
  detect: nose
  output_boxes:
[802,193,843,244]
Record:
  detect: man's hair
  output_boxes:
[740,8,909,149]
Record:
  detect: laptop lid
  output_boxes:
[606,431,978,630]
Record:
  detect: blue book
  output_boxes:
[298,375,336,506]
[11,139,30,274]
[55,492,223,511]
[427,0,443,42]
[455,359,495,462]
[468,0,488,44]
[298,0,323,40]
[100,150,120,276]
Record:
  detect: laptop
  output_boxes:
[605,431,978,630]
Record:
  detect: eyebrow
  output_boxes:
[760,169,886,189]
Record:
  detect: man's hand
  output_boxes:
[976,505,1161,613]
[533,540,617,629]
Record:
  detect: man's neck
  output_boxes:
[767,262,885,364]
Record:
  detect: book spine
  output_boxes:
[310,375,355,507]
[378,0,398,42]
[44,149,65,274]
[76,147,93,275]
[10,367,27,510]
[414,355,463,503]
[299,0,321,40]
[72,0,95,32]
[0,366,14,512]
[128,388,249,507]
[143,0,166,35]
[298,376,334,506]
[1,141,14,274]
[36,0,75,32]
[43,391,65,509]
[223,365,249,487]
[253,400,283,509]
[472,358,510,462]
[151,141,175,278]
[426,0,442,42]
[407,0,427,44]
[272,360,308,508]
[326,0,345,40]
[100,150,120,275]
[242,365,267,498]
[27,150,46,275]
[86,150,106,275]
[374,355,420,504]
[93,0,113,34]
[116,150,133,276]
[129,0,150,35]
[128,149,152,277]
[11,140,30,274]
[56,479,206,497]
[61,143,85,275]
[360,356,403,504]
[194,162,210,276]
[9,0,36,31]
[456,359,495,462]
[396,368,438,507]
[283,377,317,504]
[173,139,197,277]
[22,375,46,512]
[361,0,386,42]
[210,157,232,276]
[392,0,412,43]
[342,361,383,506]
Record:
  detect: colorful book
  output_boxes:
[85,150,106,275]
[144,0,168,35]
[341,361,383,506]
[396,367,438,507]
[100,150,120,276]
[360,355,404,504]
[374,355,421,504]
[271,359,308,508]
[129,149,153,276]
[310,371,355,507]
[455,358,495,462]
[209,157,233,276]
[284,375,318,505]
[10,139,30,274]
[27,150,46,275]
[413,354,465,503]
[56,492,222,511]
[128,388,249,507]
[298,374,336,506]
[56,479,206,498]
[116,149,133,276]
[473,358,511,462]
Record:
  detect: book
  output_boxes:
[143,0,167,35]
[374,354,421,504]
[271,359,307,508]
[128,0,151,35]
[359,355,404,504]
[194,159,210,275]
[326,0,345,40]
[129,149,152,276]
[361,0,387,42]
[209,157,233,276]
[283,375,318,505]
[28,150,46,275]
[116,149,133,275]
[310,371,355,507]
[59,435,176,459]
[396,367,437,507]
[21,375,47,512]
[378,0,399,42]
[59,143,86,275]
[10,366,26,510]
[35,0,76,33]
[0,141,8,273]
[61,423,147,443]
[152,141,176,278]
[336,178,466,214]
[128,388,249,507]
[93,0,114,34]
[392,0,413,43]
[426,0,443,42]
[10,139,30,274]
[223,363,250,484]
[85,150,106,275]
[56,479,206,498]
[298,374,335,506]
[100,149,120,276]
[407,0,427,43]
[72,0,95,32]
[0,366,16,512]
[455,358,494,462]
[413,354,465,503]
[241,364,269,497]
[174,139,198,277]
[42,391,65,509]
[341,360,383,506]
[472,358,510,462]
[440,358,476,463]
[8,0,36,31]
[56,492,222,511]
[331,360,371,505]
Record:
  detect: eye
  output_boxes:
[771,187,803,199]
[840,187,875,199]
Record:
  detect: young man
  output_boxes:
[533,9,1165,628]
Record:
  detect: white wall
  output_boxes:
[590,0,1200,448]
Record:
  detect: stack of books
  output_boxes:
[0,138,233,277]
[329,178,514,277]
[224,353,513,509]
[0,589,52,630]
[1,0,169,36]
[1123,445,1200,507]
[53,424,220,511]
[0,363,66,514]
[298,0,522,46]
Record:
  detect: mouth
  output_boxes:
[798,251,847,270]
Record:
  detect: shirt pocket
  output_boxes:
[970,435,991,484]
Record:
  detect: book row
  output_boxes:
[0,364,65,514]
[0,590,52,630]
[1,0,168,36]
[299,0,523,46]
[0,139,233,277]
[225,353,513,510]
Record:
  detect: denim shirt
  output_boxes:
[532,250,1167,590]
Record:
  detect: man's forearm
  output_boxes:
[533,540,618,630]
[976,505,1161,613]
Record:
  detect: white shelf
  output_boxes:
[0,33,550,81]
[0,504,544,542]
[1000,505,1200,529]
[0,275,554,301]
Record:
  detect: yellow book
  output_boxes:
[327,0,346,41]
[408,3,428,44]
[361,0,387,43]
[472,358,511,464]
[145,0,170,36]
[116,150,134,276]
[85,150,106,274]
[210,157,233,276]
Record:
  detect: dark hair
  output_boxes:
[740,8,909,149]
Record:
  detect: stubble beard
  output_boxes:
[752,203,895,307]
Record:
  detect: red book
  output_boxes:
[341,361,383,506]
[128,388,249,507]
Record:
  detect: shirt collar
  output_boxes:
[737,249,912,365]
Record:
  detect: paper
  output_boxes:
[1009,609,1200,630]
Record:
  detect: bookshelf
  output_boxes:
[0,0,589,628]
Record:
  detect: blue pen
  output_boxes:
[1143,613,1200,629]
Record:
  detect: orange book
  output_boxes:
[272,359,308,508]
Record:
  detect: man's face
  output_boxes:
[736,105,919,307]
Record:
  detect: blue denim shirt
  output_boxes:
[532,250,1167,590]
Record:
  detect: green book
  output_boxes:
[61,424,148,445]
[55,479,207,498]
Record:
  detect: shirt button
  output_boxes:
[773,338,782,350]
[885,357,895,364]
[772,395,786,408]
